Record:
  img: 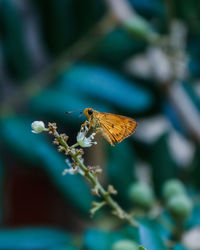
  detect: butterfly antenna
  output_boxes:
[65,109,83,114]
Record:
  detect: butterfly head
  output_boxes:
[83,108,94,118]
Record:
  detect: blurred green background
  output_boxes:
[0,0,200,249]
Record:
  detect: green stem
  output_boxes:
[71,142,79,148]
[172,219,184,242]
[90,201,106,216]
[53,129,138,227]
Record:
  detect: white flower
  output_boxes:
[62,166,79,175]
[76,131,97,148]
[62,159,84,176]
[31,121,46,133]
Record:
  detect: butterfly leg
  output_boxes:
[80,120,93,136]
[81,120,89,130]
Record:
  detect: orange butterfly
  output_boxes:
[82,108,137,146]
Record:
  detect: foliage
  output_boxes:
[1,0,200,249]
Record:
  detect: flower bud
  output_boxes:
[31,121,46,133]
[162,179,185,201]
[128,182,154,210]
[111,240,138,250]
[168,194,193,220]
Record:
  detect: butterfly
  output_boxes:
[82,108,137,146]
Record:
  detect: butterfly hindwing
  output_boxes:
[96,112,137,145]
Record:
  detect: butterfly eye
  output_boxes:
[88,109,93,115]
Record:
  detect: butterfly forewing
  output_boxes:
[96,112,137,145]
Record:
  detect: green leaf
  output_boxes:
[139,223,167,250]
[138,246,147,250]
[149,134,178,196]
[0,0,30,80]
[128,0,165,19]
[32,0,78,54]
[191,147,200,189]
[172,243,187,250]
[95,28,146,65]
[50,246,78,250]
[186,203,200,228]
[0,158,3,223]
[28,89,114,125]
[106,142,136,206]
[173,0,199,27]
[32,0,105,54]
[123,226,140,242]
[152,215,172,241]
[182,82,200,112]
[56,63,154,113]
[83,230,113,250]
[84,225,167,250]
[74,0,106,34]
[0,116,92,215]
[123,15,157,41]
[0,227,75,249]
[189,58,200,78]
[84,226,168,250]
[83,229,136,250]
[163,102,185,135]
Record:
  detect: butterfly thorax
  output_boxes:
[83,108,101,130]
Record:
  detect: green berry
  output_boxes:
[128,182,154,210]
[162,179,185,201]
[111,239,139,250]
[168,194,193,219]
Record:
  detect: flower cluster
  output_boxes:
[31,121,98,177]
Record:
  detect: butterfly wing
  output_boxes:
[96,112,137,146]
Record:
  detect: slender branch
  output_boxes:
[48,122,138,227]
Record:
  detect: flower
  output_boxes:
[31,121,46,133]
[62,166,79,175]
[62,159,84,176]
[76,130,97,147]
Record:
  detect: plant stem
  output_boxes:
[90,201,106,216]
[52,128,138,227]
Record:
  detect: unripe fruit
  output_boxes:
[128,182,154,210]
[168,194,193,220]
[111,239,139,250]
[162,179,185,201]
